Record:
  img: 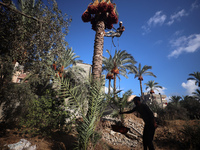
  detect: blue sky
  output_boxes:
[56,0,200,100]
[12,0,200,100]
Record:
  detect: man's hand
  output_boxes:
[154,120,158,129]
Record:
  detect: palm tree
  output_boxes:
[144,80,162,94]
[192,89,200,101]
[102,53,114,95]
[54,47,83,78]
[82,0,119,80]
[187,72,200,87]
[170,95,182,107]
[129,63,156,100]
[144,80,162,106]
[106,49,136,96]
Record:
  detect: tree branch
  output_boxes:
[0,1,44,22]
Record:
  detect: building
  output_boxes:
[143,92,167,108]
[12,62,27,83]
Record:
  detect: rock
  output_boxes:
[101,114,144,149]
[7,139,36,150]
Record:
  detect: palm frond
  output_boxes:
[144,80,162,92]
[187,72,200,87]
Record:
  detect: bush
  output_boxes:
[163,103,188,120]
[180,96,200,119]
[20,89,67,134]
[1,83,35,124]
[180,122,200,149]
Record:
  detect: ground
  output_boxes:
[0,118,199,150]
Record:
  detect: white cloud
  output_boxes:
[167,9,188,26]
[142,11,166,35]
[154,40,163,45]
[191,0,200,11]
[167,20,174,26]
[141,25,151,35]
[173,30,184,36]
[155,87,167,95]
[105,86,113,94]
[182,80,198,95]
[147,11,167,27]
[165,96,171,102]
[142,1,198,34]
[168,34,200,58]
[105,87,108,94]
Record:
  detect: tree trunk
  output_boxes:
[108,78,111,95]
[114,73,116,97]
[92,21,105,80]
[87,21,105,119]
[139,80,144,101]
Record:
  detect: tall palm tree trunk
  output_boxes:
[139,80,144,101]
[87,21,105,119]
[114,73,116,97]
[108,78,111,95]
[92,21,105,80]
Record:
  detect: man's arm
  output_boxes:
[120,107,136,114]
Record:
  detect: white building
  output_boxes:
[144,92,167,108]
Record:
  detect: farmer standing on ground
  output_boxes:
[120,96,157,150]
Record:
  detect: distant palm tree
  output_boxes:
[170,95,182,107]
[102,53,114,95]
[57,47,83,78]
[129,63,156,100]
[187,72,200,87]
[144,80,162,94]
[106,49,136,96]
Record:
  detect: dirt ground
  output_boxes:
[0,119,199,150]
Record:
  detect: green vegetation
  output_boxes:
[20,89,67,134]
[104,49,136,97]
[1,0,200,150]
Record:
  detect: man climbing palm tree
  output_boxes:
[104,21,125,37]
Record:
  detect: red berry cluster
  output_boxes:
[82,0,118,31]
[52,63,64,78]
[106,73,114,79]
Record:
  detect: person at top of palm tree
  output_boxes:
[104,21,125,37]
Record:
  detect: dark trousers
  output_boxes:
[143,123,155,150]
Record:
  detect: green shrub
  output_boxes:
[1,83,35,124]
[20,89,67,134]
[163,103,188,120]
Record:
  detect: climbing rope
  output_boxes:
[112,37,116,47]
[117,37,120,50]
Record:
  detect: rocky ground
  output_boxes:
[0,114,199,150]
